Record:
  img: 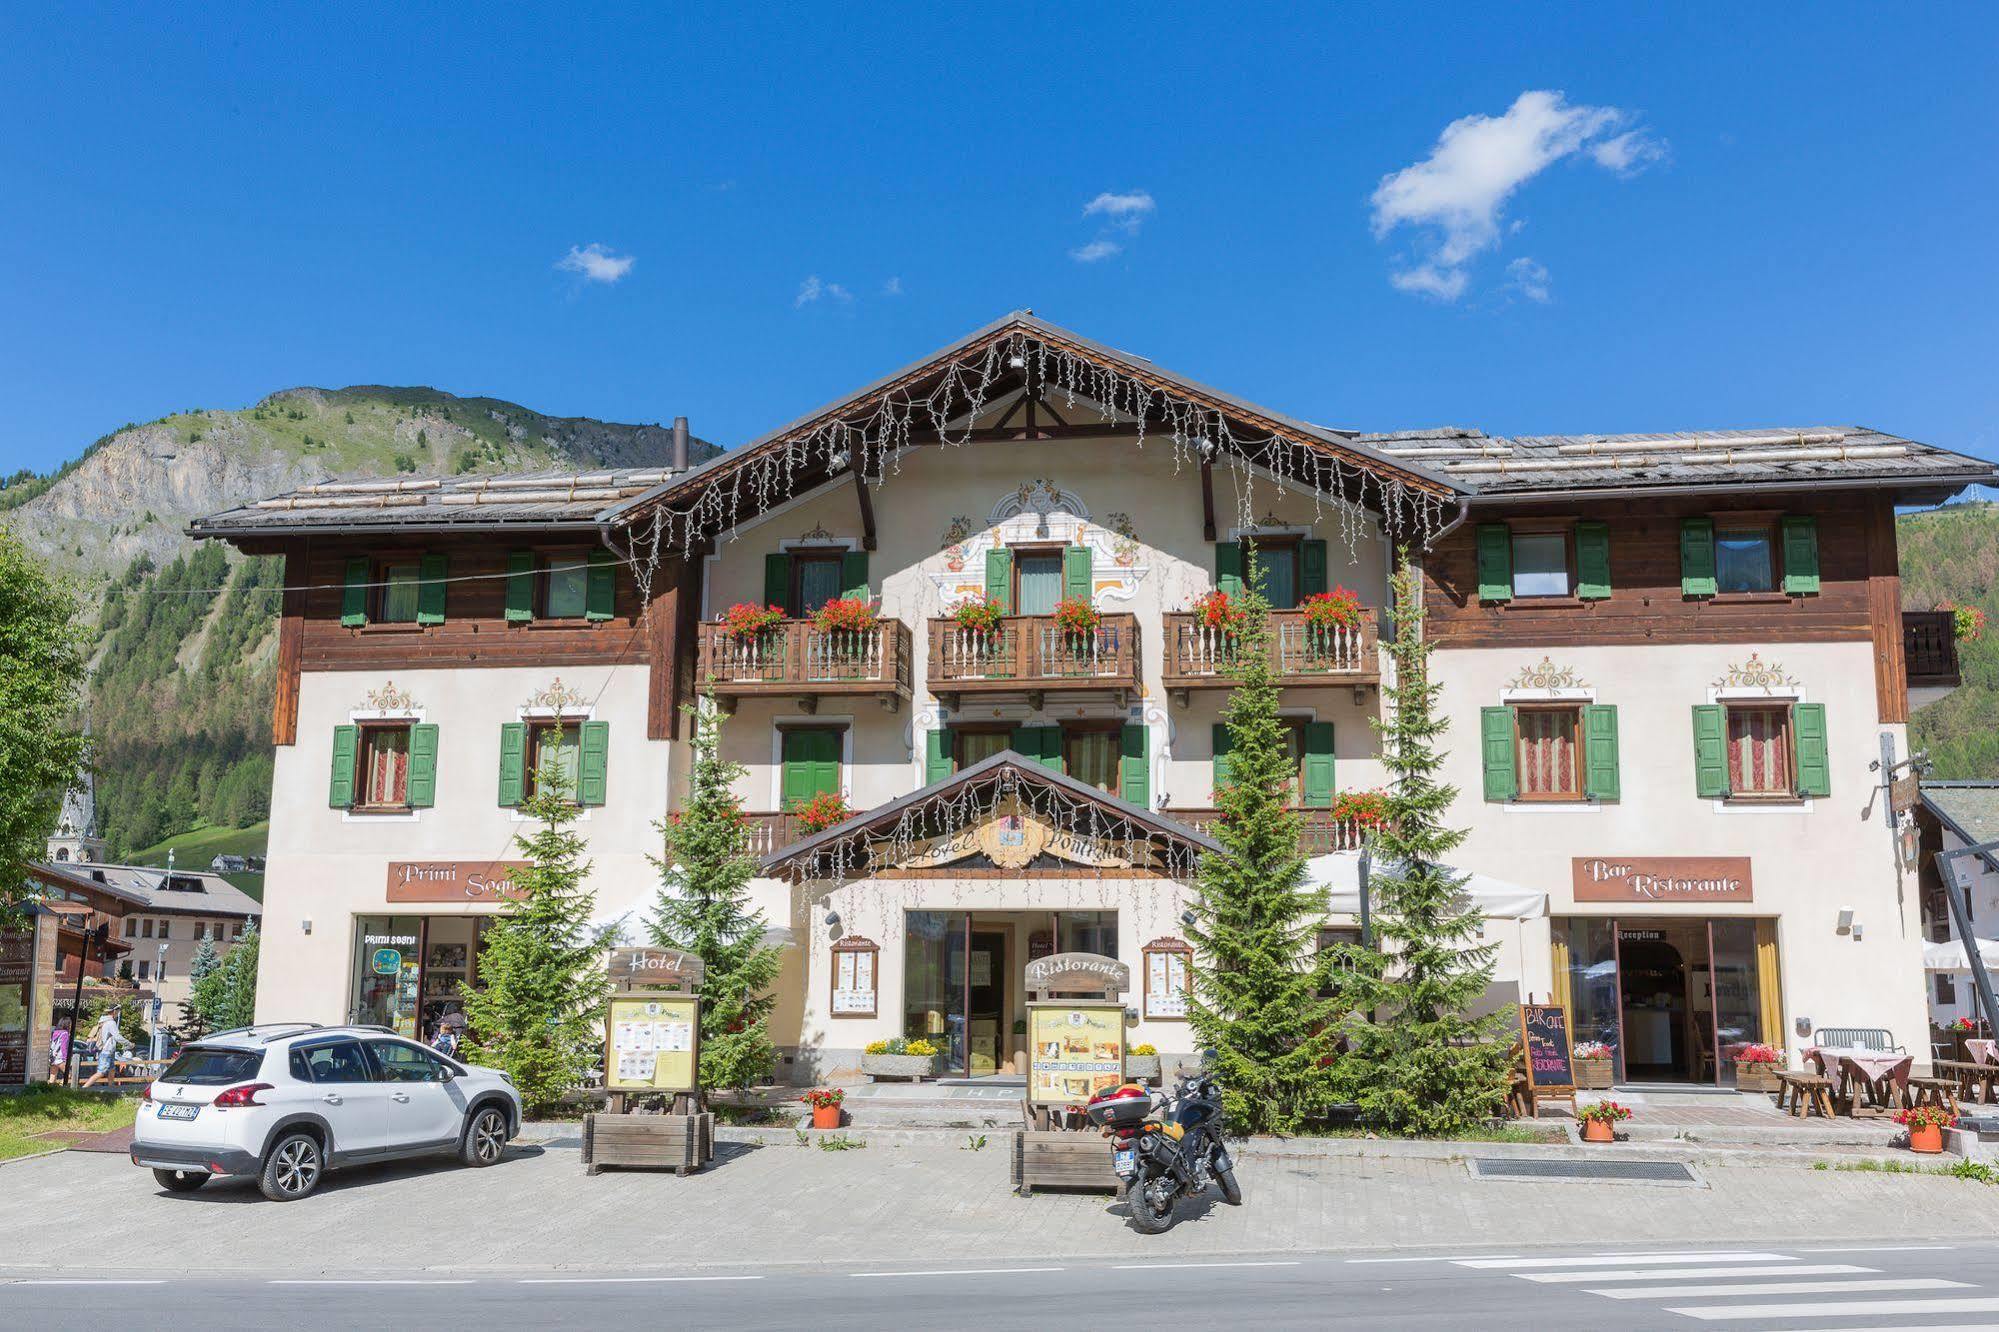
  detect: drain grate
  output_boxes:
[1470,1157,1699,1184]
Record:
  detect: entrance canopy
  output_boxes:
[1305,853,1548,921]
[1924,937,1999,972]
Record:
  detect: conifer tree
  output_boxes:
[1185,552,1345,1134]
[178,937,222,1036]
[648,699,784,1091]
[1340,554,1511,1133]
[459,774,608,1115]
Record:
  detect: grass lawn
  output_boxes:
[0,1086,138,1162]
[127,821,267,901]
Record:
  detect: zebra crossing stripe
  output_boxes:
[1667,1298,1999,1322]
[1456,1251,1789,1270]
[1523,1264,1873,1284]
[1590,1278,1970,1300]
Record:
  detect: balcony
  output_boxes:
[1161,609,1380,700]
[928,613,1141,706]
[742,811,808,858]
[1904,609,1963,708]
[696,619,913,711]
[1168,808,1366,855]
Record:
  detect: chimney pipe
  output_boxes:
[671,417,689,472]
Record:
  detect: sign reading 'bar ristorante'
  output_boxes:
[1572,857,1753,903]
[386,861,530,903]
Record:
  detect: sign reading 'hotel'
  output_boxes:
[1572,856,1753,903]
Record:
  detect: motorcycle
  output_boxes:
[1084,1054,1241,1233]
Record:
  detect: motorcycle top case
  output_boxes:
[1083,1083,1152,1130]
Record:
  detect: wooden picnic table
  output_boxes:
[1806,1046,1914,1115]
[1937,1058,1999,1106]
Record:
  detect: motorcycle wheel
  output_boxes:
[1216,1165,1244,1206]
[1129,1179,1177,1234]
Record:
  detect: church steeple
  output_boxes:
[47,766,105,865]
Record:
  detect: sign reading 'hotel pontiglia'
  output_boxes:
[878,799,1153,872]
[386,861,530,904]
[1572,857,1753,904]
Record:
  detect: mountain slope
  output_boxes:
[1902,503,1999,780]
[1,387,718,856]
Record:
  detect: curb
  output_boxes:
[0,1146,72,1168]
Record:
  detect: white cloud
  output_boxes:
[556,243,635,284]
[795,275,853,308]
[1083,190,1156,231]
[1505,256,1552,303]
[1370,91,1664,300]
[1069,238,1123,264]
[882,276,903,296]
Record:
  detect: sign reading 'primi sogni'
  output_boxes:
[385,861,530,903]
[1572,857,1753,903]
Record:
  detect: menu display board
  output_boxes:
[1143,942,1191,1020]
[1519,1003,1574,1092]
[604,994,700,1093]
[1027,1002,1126,1105]
[832,947,876,1016]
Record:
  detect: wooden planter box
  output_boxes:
[1126,1054,1162,1084]
[582,1111,715,1177]
[1012,1129,1120,1196]
[1735,1060,1782,1093]
[861,1052,937,1082]
[1575,1057,1615,1090]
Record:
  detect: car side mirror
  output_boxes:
[439,1066,457,1083]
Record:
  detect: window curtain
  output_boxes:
[1550,931,1573,1015]
[1755,920,1783,1051]
[1016,554,1063,616]
[1728,709,1789,794]
[959,730,1010,769]
[1516,710,1577,796]
[365,730,409,805]
[1067,731,1118,793]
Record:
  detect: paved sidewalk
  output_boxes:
[6,1135,1996,1276]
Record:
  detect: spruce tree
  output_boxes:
[1185,552,1345,1134]
[179,937,222,1036]
[459,775,608,1115]
[648,699,784,1090]
[1340,554,1512,1134]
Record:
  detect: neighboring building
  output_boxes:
[194,312,1992,1083]
[1915,782,1999,1035]
[35,861,259,1019]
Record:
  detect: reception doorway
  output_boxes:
[902,909,1117,1077]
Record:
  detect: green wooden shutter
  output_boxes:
[328,725,359,808]
[416,553,448,625]
[1476,525,1513,603]
[585,549,616,621]
[497,722,527,807]
[1794,703,1830,797]
[985,547,1013,611]
[577,720,610,805]
[1211,723,1234,800]
[1010,724,1061,772]
[1581,704,1620,801]
[340,559,370,627]
[1480,707,1517,801]
[926,728,954,783]
[1119,723,1150,809]
[1063,545,1092,603]
[1575,522,1611,600]
[1692,704,1729,797]
[1781,516,1821,595]
[841,550,871,601]
[1300,539,1329,599]
[780,730,814,809]
[1301,720,1336,808]
[1214,542,1245,597]
[763,553,791,611]
[1681,518,1717,597]
[504,551,535,623]
[407,724,438,808]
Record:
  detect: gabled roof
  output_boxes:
[757,748,1223,880]
[34,862,263,918]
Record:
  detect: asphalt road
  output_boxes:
[5,1241,1997,1330]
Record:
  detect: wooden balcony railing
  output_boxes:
[742,811,808,858]
[1904,610,1962,690]
[928,613,1141,700]
[696,619,913,704]
[1168,808,1367,855]
[1161,610,1380,692]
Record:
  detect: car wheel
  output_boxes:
[259,1130,324,1202]
[152,1167,207,1193]
[460,1106,509,1167]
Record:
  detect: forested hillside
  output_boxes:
[1902,502,1999,779]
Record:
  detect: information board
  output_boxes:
[603,994,700,1093]
[1026,1002,1126,1105]
[1519,1002,1574,1092]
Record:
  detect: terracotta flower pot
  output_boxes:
[1582,1118,1615,1143]
[811,1104,842,1130]
[1909,1122,1944,1154]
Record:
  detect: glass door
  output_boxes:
[904,911,968,1074]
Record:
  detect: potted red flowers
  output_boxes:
[724,601,786,641]
[792,790,852,834]
[1897,1104,1955,1154]
[1573,1041,1615,1090]
[1301,586,1366,632]
[811,596,878,637]
[801,1087,845,1130]
[1733,1043,1783,1093]
[1331,789,1391,833]
[1938,600,1987,643]
[1577,1099,1630,1143]
[1191,589,1245,637]
[1052,594,1100,636]
[952,593,1006,637]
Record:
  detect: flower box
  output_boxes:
[1575,1056,1615,1090]
[1735,1059,1781,1093]
[1126,1053,1162,1084]
[861,1052,936,1082]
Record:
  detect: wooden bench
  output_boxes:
[582,1111,715,1176]
[1775,1070,1839,1118]
[1012,1130,1119,1196]
[1906,1075,1960,1117]
[1936,1059,1998,1106]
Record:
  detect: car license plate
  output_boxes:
[1114,1148,1136,1174]
[157,1103,199,1121]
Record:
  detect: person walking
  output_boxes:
[80,1006,127,1089]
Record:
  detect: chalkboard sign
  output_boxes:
[1519,1003,1574,1092]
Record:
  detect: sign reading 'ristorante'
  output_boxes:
[1572,857,1753,903]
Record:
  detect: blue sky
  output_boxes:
[2,5,1995,475]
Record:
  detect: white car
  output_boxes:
[129,1024,521,1201]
